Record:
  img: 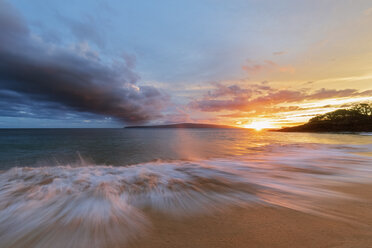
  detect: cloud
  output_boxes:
[241,60,295,75]
[364,7,372,16]
[189,82,372,113]
[273,51,286,56]
[57,13,106,48]
[218,105,304,118]
[278,66,295,74]
[307,88,357,100]
[206,83,253,98]
[0,0,169,124]
[159,107,193,124]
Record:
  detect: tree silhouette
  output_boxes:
[351,103,372,116]
[280,102,372,132]
[310,103,371,123]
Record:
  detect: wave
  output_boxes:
[0,143,371,248]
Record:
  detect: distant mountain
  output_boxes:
[277,103,372,133]
[125,123,238,129]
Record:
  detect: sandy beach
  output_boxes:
[129,183,372,248]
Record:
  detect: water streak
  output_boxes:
[0,143,371,247]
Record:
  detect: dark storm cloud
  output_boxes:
[0,0,169,124]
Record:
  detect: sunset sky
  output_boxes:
[0,0,371,128]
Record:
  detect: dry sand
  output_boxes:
[128,183,372,248]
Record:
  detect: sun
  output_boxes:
[243,121,276,131]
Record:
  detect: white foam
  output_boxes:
[0,143,371,247]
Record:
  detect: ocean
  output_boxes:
[0,128,371,248]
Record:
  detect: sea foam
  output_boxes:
[0,143,371,248]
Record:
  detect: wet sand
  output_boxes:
[128,183,372,248]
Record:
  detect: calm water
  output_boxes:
[0,128,371,248]
[1,128,371,169]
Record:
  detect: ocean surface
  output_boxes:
[0,128,371,248]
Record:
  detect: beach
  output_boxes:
[130,183,372,248]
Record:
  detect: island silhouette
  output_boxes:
[125,123,239,129]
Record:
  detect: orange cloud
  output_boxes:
[278,66,295,74]
[189,83,372,121]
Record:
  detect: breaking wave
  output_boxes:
[0,143,371,248]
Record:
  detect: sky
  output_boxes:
[0,0,371,128]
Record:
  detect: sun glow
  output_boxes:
[243,121,276,131]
